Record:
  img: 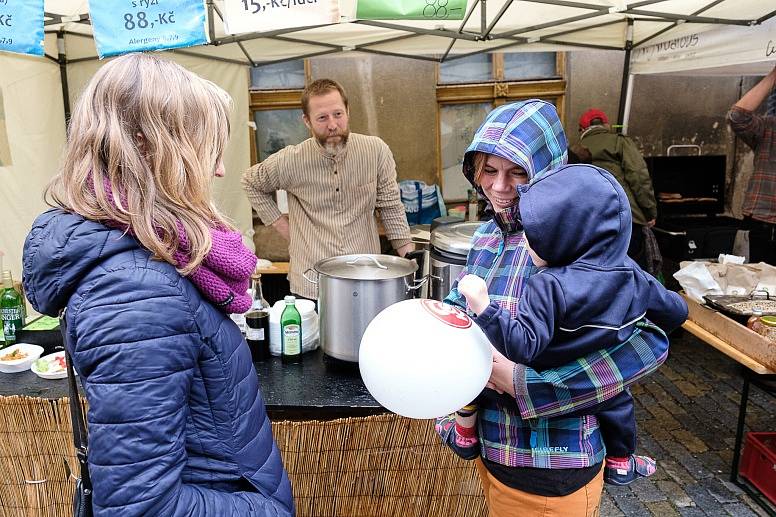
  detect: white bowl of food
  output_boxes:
[0,344,45,373]
[31,351,70,380]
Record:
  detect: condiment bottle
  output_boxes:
[1,271,24,348]
[281,296,302,364]
[746,308,765,336]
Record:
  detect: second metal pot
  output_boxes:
[306,254,424,362]
[429,221,481,301]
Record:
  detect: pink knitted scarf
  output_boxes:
[96,176,256,313]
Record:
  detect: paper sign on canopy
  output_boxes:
[356,0,467,21]
[0,0,44,56]
[89,0,208,59]
[222,0,340,35]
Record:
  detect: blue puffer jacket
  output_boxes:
[23,209,294,517]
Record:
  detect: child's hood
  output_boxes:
[519,164,631,267]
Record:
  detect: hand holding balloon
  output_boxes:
[457,274,490,315]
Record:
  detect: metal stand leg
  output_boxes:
[731,369,750,482]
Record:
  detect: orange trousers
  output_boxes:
[475,459,604,517]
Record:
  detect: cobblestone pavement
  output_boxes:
[600,329,775,516]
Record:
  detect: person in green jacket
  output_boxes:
[578,109,657,271]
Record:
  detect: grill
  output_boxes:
[647,145,742,261]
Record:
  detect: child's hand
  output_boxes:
[457,274,490,315]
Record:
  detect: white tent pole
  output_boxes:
[621,73,635,135]
[616,18,634,133]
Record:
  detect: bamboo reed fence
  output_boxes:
[0,395,486,517]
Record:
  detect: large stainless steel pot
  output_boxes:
[306,254,424,362]
[429,221,481,301]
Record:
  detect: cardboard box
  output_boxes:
[682,293,776,372]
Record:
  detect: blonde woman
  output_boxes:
[23,53,294,516]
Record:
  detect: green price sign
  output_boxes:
[357,0,467,20]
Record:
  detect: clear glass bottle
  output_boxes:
[281,295,302,364]
[1,271,24,348]
[251,274,270,311]
[245,275,271,362]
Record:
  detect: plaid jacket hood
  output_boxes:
[463,100,568,198]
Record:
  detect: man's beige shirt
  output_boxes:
[242,133,412,299]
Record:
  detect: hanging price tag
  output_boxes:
[357,0,467,20]
[222,0,339,35]
[88,0,208,58]
[0,0,44,56]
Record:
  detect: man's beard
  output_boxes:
[316,130,349,154]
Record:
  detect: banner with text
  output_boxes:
[357,0,467,20]
[222,0,339,35]
[89,0,208,58]
[0,0,44,56]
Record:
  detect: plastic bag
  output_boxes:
[399,180,447,225]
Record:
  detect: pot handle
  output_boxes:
[346,255,388,269]
[303,268,318,285]
[406,275,429,291]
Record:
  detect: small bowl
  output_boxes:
[30,351,69,380]
[0,344,45,373]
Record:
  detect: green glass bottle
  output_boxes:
[1,271,24,348]
[280,295,302,364]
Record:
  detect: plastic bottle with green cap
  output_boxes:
[281,295,302,364]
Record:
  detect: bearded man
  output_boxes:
[242,79,412,300]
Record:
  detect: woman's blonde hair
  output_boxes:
[46,53,233,274]
[472,151,488,185]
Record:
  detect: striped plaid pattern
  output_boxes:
[514,321,669,420]
[444,208,611,469]
[728,107,776,224]
[445,208,535,314]
[479,410,605,469]
[438,100,669,469]
[464,100,568,184]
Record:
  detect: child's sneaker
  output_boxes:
[604,455,657,486]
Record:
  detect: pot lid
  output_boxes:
[314,254,417,280]
[431,221,481,256]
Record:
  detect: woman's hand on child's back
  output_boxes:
[458,274,490,314]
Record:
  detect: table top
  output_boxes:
[0,348,385,420]
[682,320,774,375]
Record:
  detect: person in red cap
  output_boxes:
[578,108,657,273]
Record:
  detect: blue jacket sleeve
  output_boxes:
[71,268,292,517]
[644,273,688,333]
[473,274,562,364]
[512,321,669,419]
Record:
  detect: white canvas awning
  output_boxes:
[2,0,775,278]
[630,15,776,76]
[37,1,776,65]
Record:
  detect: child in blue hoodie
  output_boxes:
[458,163,688,486]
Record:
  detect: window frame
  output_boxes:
[436,52,566,202]
[248,60,311,165]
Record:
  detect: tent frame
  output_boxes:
[39,0,776,127]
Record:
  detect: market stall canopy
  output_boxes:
[38,1,776,65]
[2,0,774,283]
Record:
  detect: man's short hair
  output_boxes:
[301,79,348,117]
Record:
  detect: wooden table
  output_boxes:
[681,310,775,514]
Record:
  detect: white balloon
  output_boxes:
[359,299,493,419]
